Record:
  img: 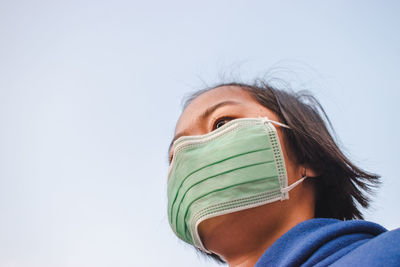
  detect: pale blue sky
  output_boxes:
[0,1,399,266]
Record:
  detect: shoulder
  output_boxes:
[255,219,400,267]
[331,227,400,266]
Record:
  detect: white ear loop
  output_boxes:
[261,117,291,129]
[281,168,309,194]
[281,175,308,194]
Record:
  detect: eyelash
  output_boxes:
[212,116,236,130]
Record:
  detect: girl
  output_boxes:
[167,82,400,267]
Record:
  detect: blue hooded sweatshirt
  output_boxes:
[254,218,400,266]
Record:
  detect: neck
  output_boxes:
[200,184,315,267]
[226,214,310,267]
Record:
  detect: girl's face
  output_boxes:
[170,86,314,256]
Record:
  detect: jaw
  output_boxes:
[198,187,315,266]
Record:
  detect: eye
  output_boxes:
[213,117,234,130]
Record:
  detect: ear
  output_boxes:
[302,167,319,178]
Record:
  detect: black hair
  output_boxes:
[182,81,380,263]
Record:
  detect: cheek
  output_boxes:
[276,129,301,182]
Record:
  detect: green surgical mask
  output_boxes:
[167,117,307,252]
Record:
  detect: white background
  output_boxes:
[0,1,399,266]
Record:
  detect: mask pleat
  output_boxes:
[171,149,274,227]
[169,148,271,217]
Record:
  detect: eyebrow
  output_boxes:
[168,100,240,154]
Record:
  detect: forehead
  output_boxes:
[175,86,274,134]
